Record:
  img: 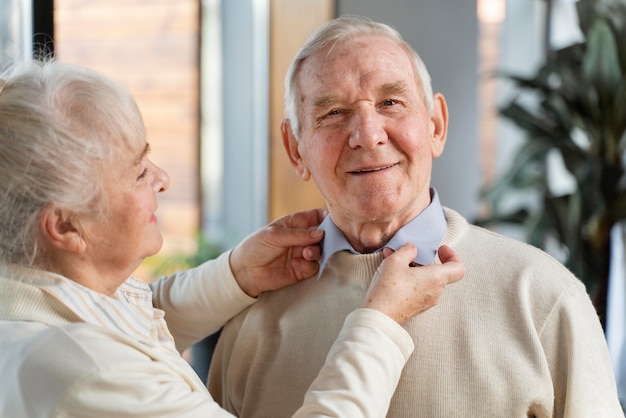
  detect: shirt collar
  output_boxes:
[3,266,177,352]
[318,188,446,277]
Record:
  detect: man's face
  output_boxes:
[283,34,448,239]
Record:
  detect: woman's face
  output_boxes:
[79,140,170,278]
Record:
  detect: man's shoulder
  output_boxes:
[446,208,582,285]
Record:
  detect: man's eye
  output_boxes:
[327,109,342,116]
[382,99,397,106]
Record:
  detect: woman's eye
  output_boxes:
[137,168,149,180]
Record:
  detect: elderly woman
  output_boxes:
[0,60,464,417]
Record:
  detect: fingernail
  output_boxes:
[310,230,324,238]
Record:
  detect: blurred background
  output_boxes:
[2,0,625,404]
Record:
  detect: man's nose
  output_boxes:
[348,108,387,150]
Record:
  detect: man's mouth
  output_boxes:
[349,163,397,174]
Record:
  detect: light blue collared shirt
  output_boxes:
[317,188,446,276]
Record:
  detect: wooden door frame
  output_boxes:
[269,0,333,219]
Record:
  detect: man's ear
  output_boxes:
[281,119,311,181]
[39,204,87,254]
[430,93,449,159]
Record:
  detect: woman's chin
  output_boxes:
[143,235,165,259]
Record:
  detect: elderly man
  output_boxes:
[208,16,623,417]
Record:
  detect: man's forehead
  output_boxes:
[299,41,414,86]
[312,35,408,64]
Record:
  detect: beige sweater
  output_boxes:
[209,208,624,417]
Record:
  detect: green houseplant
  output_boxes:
[477,0,626,327]
[144,234,223,278]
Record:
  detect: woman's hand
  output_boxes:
[230,208,327,297]
[362,244,465,324]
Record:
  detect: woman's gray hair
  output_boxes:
[0,59,146,266]
[284,15,434,140]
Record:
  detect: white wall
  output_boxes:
[202,0,270,248]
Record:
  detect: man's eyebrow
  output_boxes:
[134,143,151,165]
[311,95,338,111]
[311,82,408,110]
[381,81,408,96]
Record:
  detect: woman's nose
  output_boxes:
[154,165,170,193]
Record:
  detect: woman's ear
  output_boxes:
[281,119,311,181]
[430,93,449,159]
[39,204,87,254]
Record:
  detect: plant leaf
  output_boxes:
[583,16,622,104]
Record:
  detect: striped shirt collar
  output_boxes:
[318,188,446,276]
[4,266,177,353]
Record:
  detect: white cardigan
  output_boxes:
[0,252,414,417]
